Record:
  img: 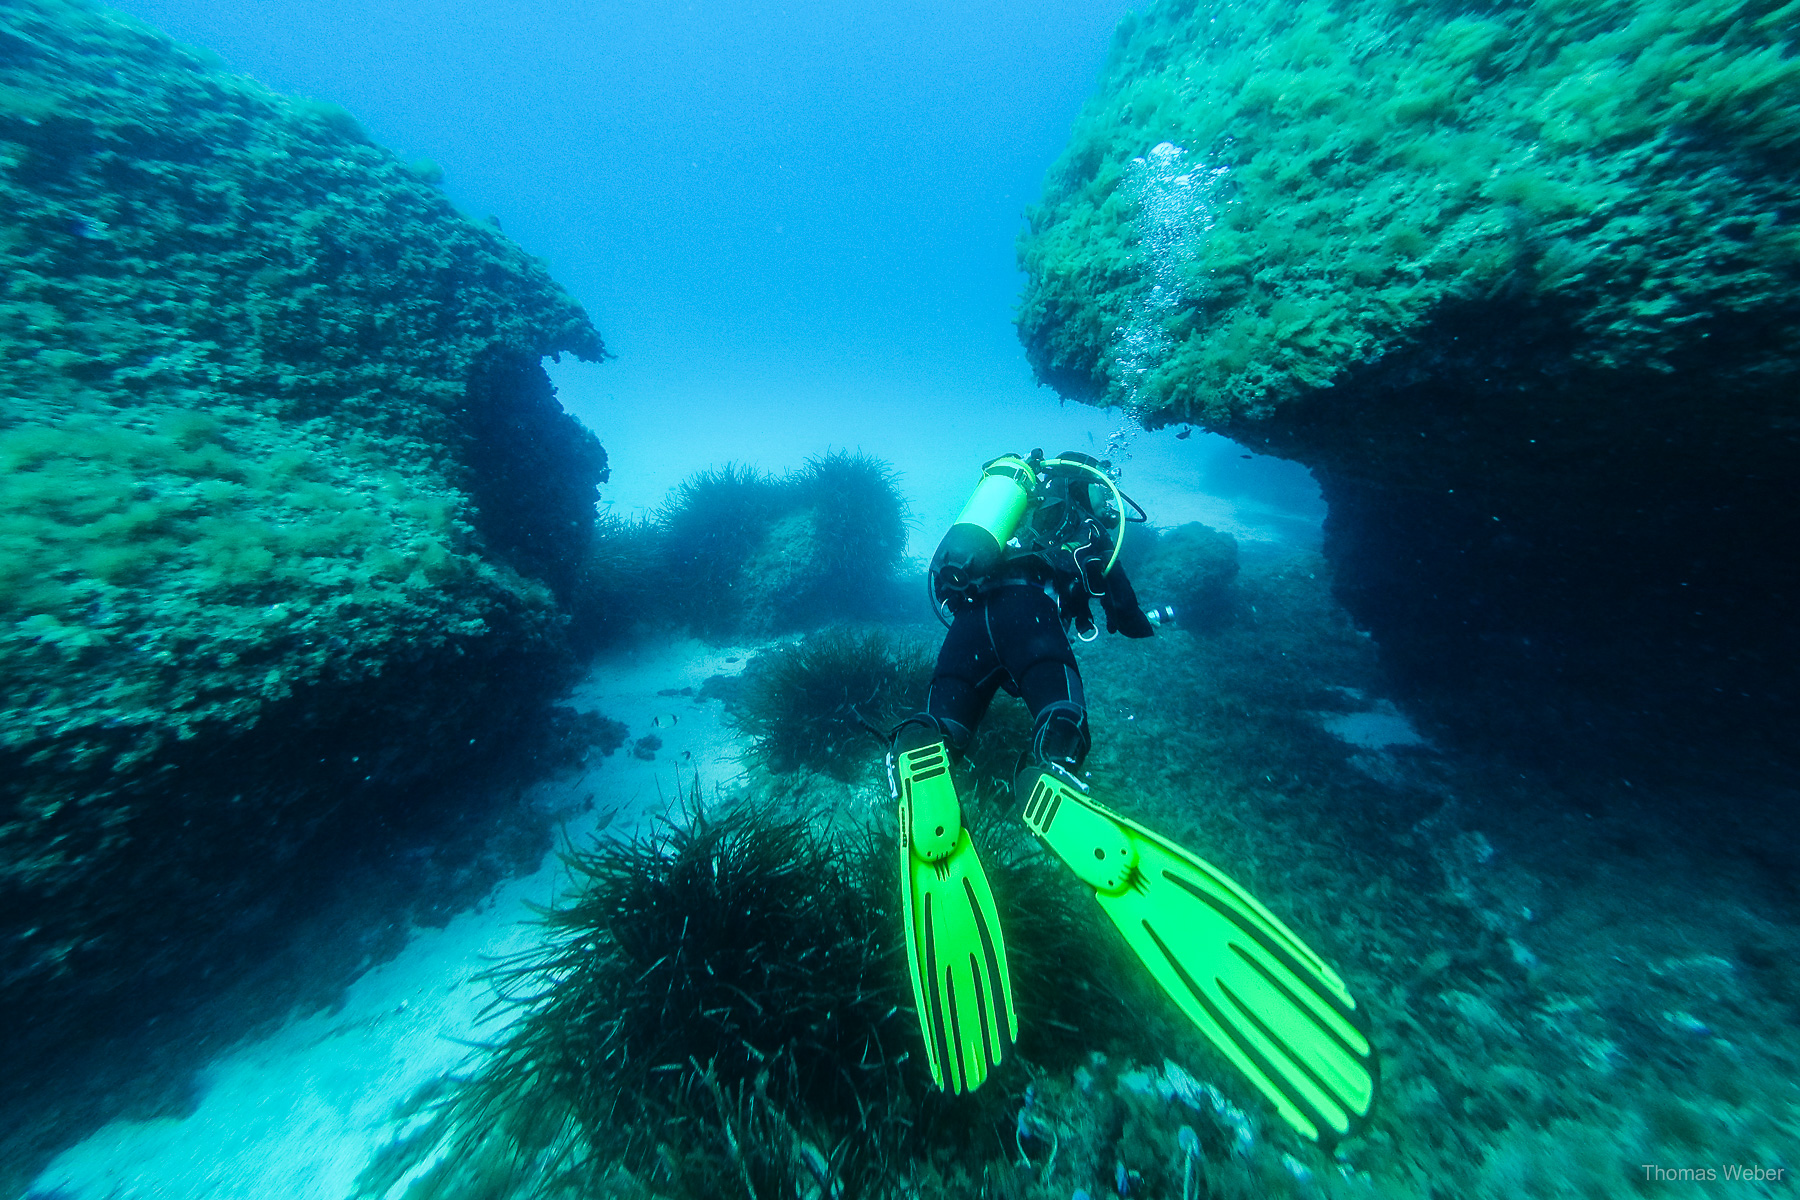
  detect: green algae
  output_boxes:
[0,0,605,1005]
[730,625,932,780]
[1017,0,1800,425]
[362,786,1143,1200]
[353,789,911,1200]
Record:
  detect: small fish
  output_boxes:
[1175,428,1191,440]
[1240,454,1252,459]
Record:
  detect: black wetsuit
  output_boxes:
[897,457,1154,788]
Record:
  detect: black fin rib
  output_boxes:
[1162,866,1361,1030]
[944,973,967,1092]
[1142,918,1338,1148]
[923,891,951,1086]
[967,875,1012,1059]
[1229,940,1372,1073]
[1219,974,1361,1135]
[968,950,994,1077]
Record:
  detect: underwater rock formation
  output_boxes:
[1128,521,1240,631]
[0,0,606,1011]
[1018,0,1800,757]
[641,452,909,640]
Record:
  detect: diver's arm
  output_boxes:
[1072,519,1153,638]
[1098,560,1155,638]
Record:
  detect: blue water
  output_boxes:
[108,0,1326,554]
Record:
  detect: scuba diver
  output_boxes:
[888,450,1377,1149]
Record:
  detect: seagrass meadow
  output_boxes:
[348,554,1800,1200]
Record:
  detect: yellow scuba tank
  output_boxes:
[930,453,1037,613]
[954,454,1035,548]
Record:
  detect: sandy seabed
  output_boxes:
[27,638,753,1200]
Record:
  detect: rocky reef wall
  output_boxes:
[0,0,607,1012]
[1018,0,1800,760]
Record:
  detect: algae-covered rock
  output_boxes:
[0,0,607,1007]
[651,452,909,639]
[1020,0,1800,756]
[1020,0,1800,420]
[1130,521,1239,631]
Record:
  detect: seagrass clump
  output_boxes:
[733,626,933,780]
[373,790,914,1199]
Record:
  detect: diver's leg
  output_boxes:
[890,594,1018,1091]
[1018,667,1090,773]
[982,585,1091,795]
[895,596,1006,755]
[976,593,1376,1140]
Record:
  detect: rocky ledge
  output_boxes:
[1,0,608,1015]
[1018,0,1800,764]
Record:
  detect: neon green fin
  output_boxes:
[1021,767,1377,1147]
[893,741,1017,1093]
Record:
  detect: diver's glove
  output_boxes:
[1067,518,1153,638]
